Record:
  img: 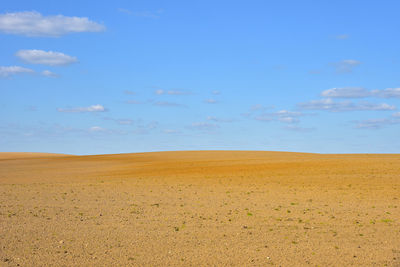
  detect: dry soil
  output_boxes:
[0,151,399,266]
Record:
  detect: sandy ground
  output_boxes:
[0,151,399,266]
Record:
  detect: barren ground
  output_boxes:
[0,151,399,266]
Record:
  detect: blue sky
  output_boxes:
[1,0,400,154]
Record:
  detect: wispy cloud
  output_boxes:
[163,129,181,134]
[25,106,37,111]
[125,100,142,104]
[116,119,134,125]
[155,89,190,95]
[0,66,34,77]
[103,117,134,125]
[298,98,395,112]
[241,104,274,117]
[334,34,349,40]
[117,8,133,15]
[308,70,321,75]
[1,65,61,78]
[320,87,400,99]
[255,110,305,124]
[168,90,190,95]
[16,50,78,66]
[212,90,220,95]
[134,10,164,19]
[0,11,105,37]
[372,88,400,98]
[206,116,234,123]
[332,59,361,73]
[188,122,219,132]
[354,118,400,129]
[0,122,124,138]
[133,121,159,134]
[124,90,136,95]
[251,104,274,111]
[204,98,217,104]
[41,70,58,77]
[57,104,107,113]
[88,126,129,135]
[153,101,185,107]
[283,125,315,132]
[89,126,106,132]
[321,87,371,98]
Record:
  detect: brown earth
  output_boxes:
[0,151,399,266]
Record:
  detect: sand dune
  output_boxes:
[1,151,399,266]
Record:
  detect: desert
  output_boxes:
[1,151,399,266]
[2,1,400,266]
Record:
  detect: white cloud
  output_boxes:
[57,104,107,113]
[212,90,220,95]
[0,11,105,37]
[88,126,127,135]
[393,112,400,117]
[189,122,219,131]
[155,89,190,95]
[41,70,58,77]
[132,121,159,134]
[333,59,361,73]
[103,117,134,125]
[0,122,129,138]
[278,117,299,123]
[274,110,303,116]
[354,118,400,129]
[167,90,190,95]
[275,110,302,124]
[206,116,234,123]
[298,98,395,112]
[318,87,400,99]
[153,101,185,107]
[89,126,105,132]
[254,115,273,122]
[16,50,78,66]
[250,104,274,111]
[117,119,133,125]
[372,88,400,98]
[321,87,371,98]
[204,98,217,104]
[255,110,304,124]
[0,66,34,77]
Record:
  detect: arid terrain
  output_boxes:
[0,151,399,266]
